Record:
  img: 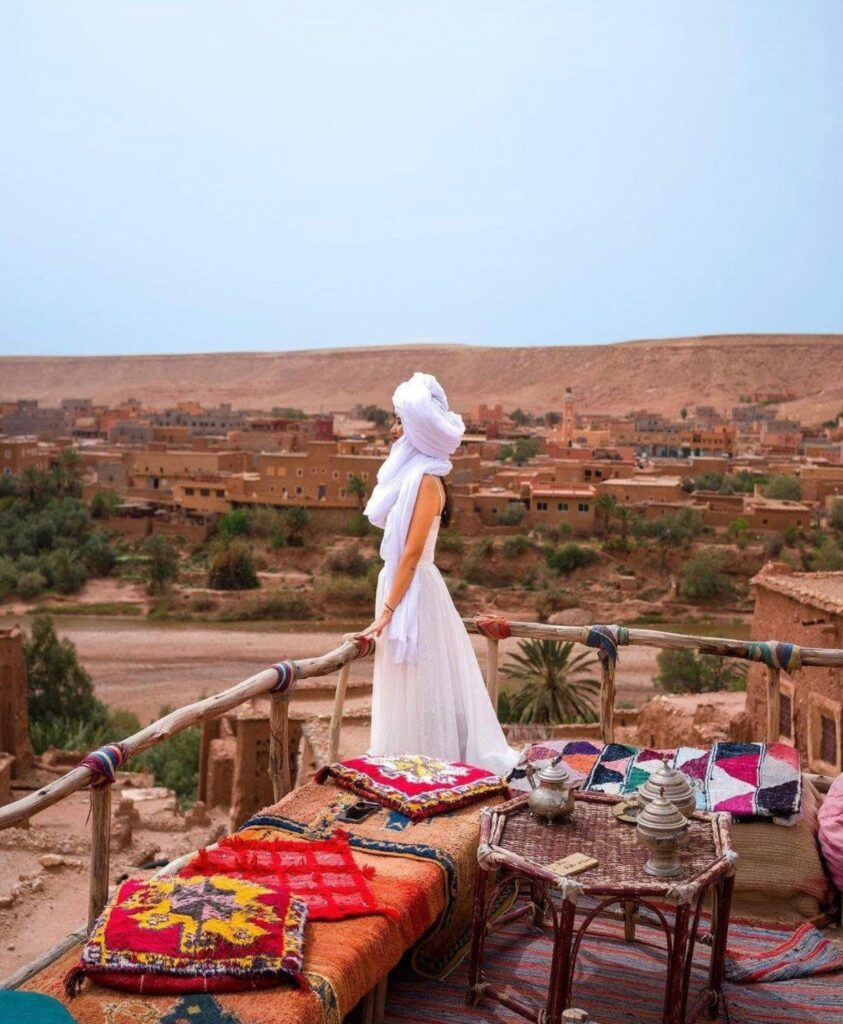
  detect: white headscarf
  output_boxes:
[364,372,465,663]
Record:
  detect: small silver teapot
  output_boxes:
[525,761,575,823]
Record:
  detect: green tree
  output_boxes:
[546,542,597,575]
[24,615,108,726]
[283,506,311,547]
[656,648,748,694]
[143,535,179,595]
[90,489,121,519]
[830,498,843,534]
[208,538,259,590]
[361,405,391,428]
[216,509,250,538]
[728,517,750,548]
[501,639,599,724]
[811,538,843,571]
[594,494,618,537]
[495,503,526,526]
[763,475,802,501]
[135,706,201,806]
[17,571,47,599]
[49,548,87,594]
[347,475,368,509]
[510,408,532,427]
[54,447,83,498]
[545,411,561,427]
[679,549,733,602]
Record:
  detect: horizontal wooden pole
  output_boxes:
[462,619,843,667]
[0,638,362,830]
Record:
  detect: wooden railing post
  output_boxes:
[88,786,112,933]
[485,637,500,711]
[765,667,781,744]
[599,660,615,745]
[329,661,352,765]
[269,691,293,802]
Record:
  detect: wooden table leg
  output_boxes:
[373,974,388,1024]
[467,865,491,1006]
[623,900,637,942]
[663,902,690,1024]
[707,873,735,1019]
[545,896,578,1024]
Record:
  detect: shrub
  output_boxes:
[495,504,526,526]
[0,558,18,597]
[534,584,579,622]
[17,570,47,599]
[134,707,200,806]
[283,507,311,546]
[81,531,118,576]
[655,648,748,694]
[188,594,219,613]
[546,543,597,575]
[764,535,784,558]
[762,475,802,501]
[220,591,315,621]
[90,490,121,519]
[830,498,843,534]
[324,545,369,578]
[436,529,464,554]
[633,508,702,546]
[315,574,377,606]
[143,535,179,594]
[215,509,250,538]
[49,548,88,594]
[208,539,260,590]
[501,535,531,559]
[347,511,370,537]
[811,539,843,571]
[678,549,733,602]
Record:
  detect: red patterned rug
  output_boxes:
[383,909,843,1023]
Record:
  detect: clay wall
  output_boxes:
[0,629,31,776]
[747,587,842,773]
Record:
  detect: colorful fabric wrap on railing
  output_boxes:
[79,743,129,788]
[581,624,629,667]
[353,634,376,658]
[270,660,302,695]
[474,615,511,641]
[746,640,802,674]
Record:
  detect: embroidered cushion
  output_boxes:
[315,754,508,821]
[66,874,307,995]
[179,832,400,922]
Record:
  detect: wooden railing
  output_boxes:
[1,618,841,942]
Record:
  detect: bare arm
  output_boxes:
[358,475,443,638]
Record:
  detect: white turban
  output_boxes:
[364,373,465,663]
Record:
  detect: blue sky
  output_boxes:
[1,2,841,356]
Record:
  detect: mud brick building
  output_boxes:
[748,564,843,775]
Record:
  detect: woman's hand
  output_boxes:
[357,607,394,639]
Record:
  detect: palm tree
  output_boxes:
[53,447,83,497]
[501,639,600,725]
[347,475,367,510]
[594,494,618,537]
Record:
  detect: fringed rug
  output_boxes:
[383,913,843,1024]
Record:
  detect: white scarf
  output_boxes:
[364,372,465,664]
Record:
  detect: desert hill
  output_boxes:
[2,334,842,423]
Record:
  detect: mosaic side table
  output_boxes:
[467,792,736,1024]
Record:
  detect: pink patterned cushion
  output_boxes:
[817,773,843,893]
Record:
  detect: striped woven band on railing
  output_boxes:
[580,624,630,665]
[353,634,377,659]
[746,641,802,673]
[270,660,302,694]
[474,615,511,641]
[79,742,129,788]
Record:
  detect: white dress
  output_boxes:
[369,514,519,778]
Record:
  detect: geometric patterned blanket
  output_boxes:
[508,740,802,822]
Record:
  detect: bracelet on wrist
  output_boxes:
[384,602,395,613]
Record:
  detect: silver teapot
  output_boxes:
[525,761,575,823]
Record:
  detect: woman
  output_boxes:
[358,372,518,778]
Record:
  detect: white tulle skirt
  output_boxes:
[369,564,519,778]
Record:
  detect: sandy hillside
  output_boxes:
[2,334,842,422]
